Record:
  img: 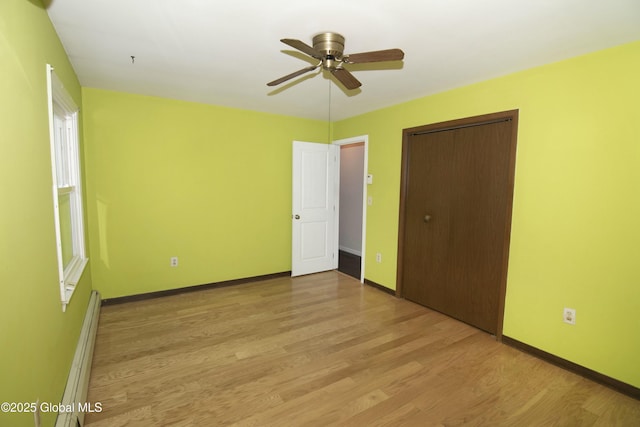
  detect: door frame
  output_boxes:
[396,111,518,339]
[333,135,369,283]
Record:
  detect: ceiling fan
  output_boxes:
[267,32,404,90]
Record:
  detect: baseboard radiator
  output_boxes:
[55,291,101,427]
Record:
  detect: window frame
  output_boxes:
[47,64,88,312]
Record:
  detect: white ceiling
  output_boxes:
[46,0,640,121]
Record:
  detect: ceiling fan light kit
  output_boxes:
[267,32,404,90]
[312,32,345,70]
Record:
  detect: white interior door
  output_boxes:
[292,141,338,277]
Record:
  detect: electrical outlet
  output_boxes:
[170,256,178,267]
[563,307,576,325]
[376,252,382,263]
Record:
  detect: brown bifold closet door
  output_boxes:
[399,111,518,336]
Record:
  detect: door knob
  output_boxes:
[294,214,300,220]
[424,214,432,223]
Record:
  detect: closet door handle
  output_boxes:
[424,214,432,223]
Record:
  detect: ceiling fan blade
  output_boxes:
[280,38,322,59]
[267,65,319,86]
[331,68,362,90]
[344,48,405,64]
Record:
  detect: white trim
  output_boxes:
[331,144,340,270]
[47,64,67,307]
[339,246,362,257]
[47,64,87,311]
[333,135,369,283]
[49,67,78,113]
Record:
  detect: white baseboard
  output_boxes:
[339,246,362,257]
[55,291,101,427]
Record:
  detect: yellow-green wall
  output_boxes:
[82,88,328,299]
[0,1,93,426]
[4,3,636,419]
[334,41,640,388]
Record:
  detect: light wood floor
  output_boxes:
[85,271,639,426]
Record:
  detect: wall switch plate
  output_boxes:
[376,252,382,263]
[170,257,178,267]
[563,307,576,325]
[367,174,373,184]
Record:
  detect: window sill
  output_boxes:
[62,257,88,312]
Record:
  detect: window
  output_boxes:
[47,64,88,311]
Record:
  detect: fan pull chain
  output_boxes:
[327,79,332,143]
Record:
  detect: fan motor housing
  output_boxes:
[313,32,345,60]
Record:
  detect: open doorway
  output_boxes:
[334,136,368,281]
